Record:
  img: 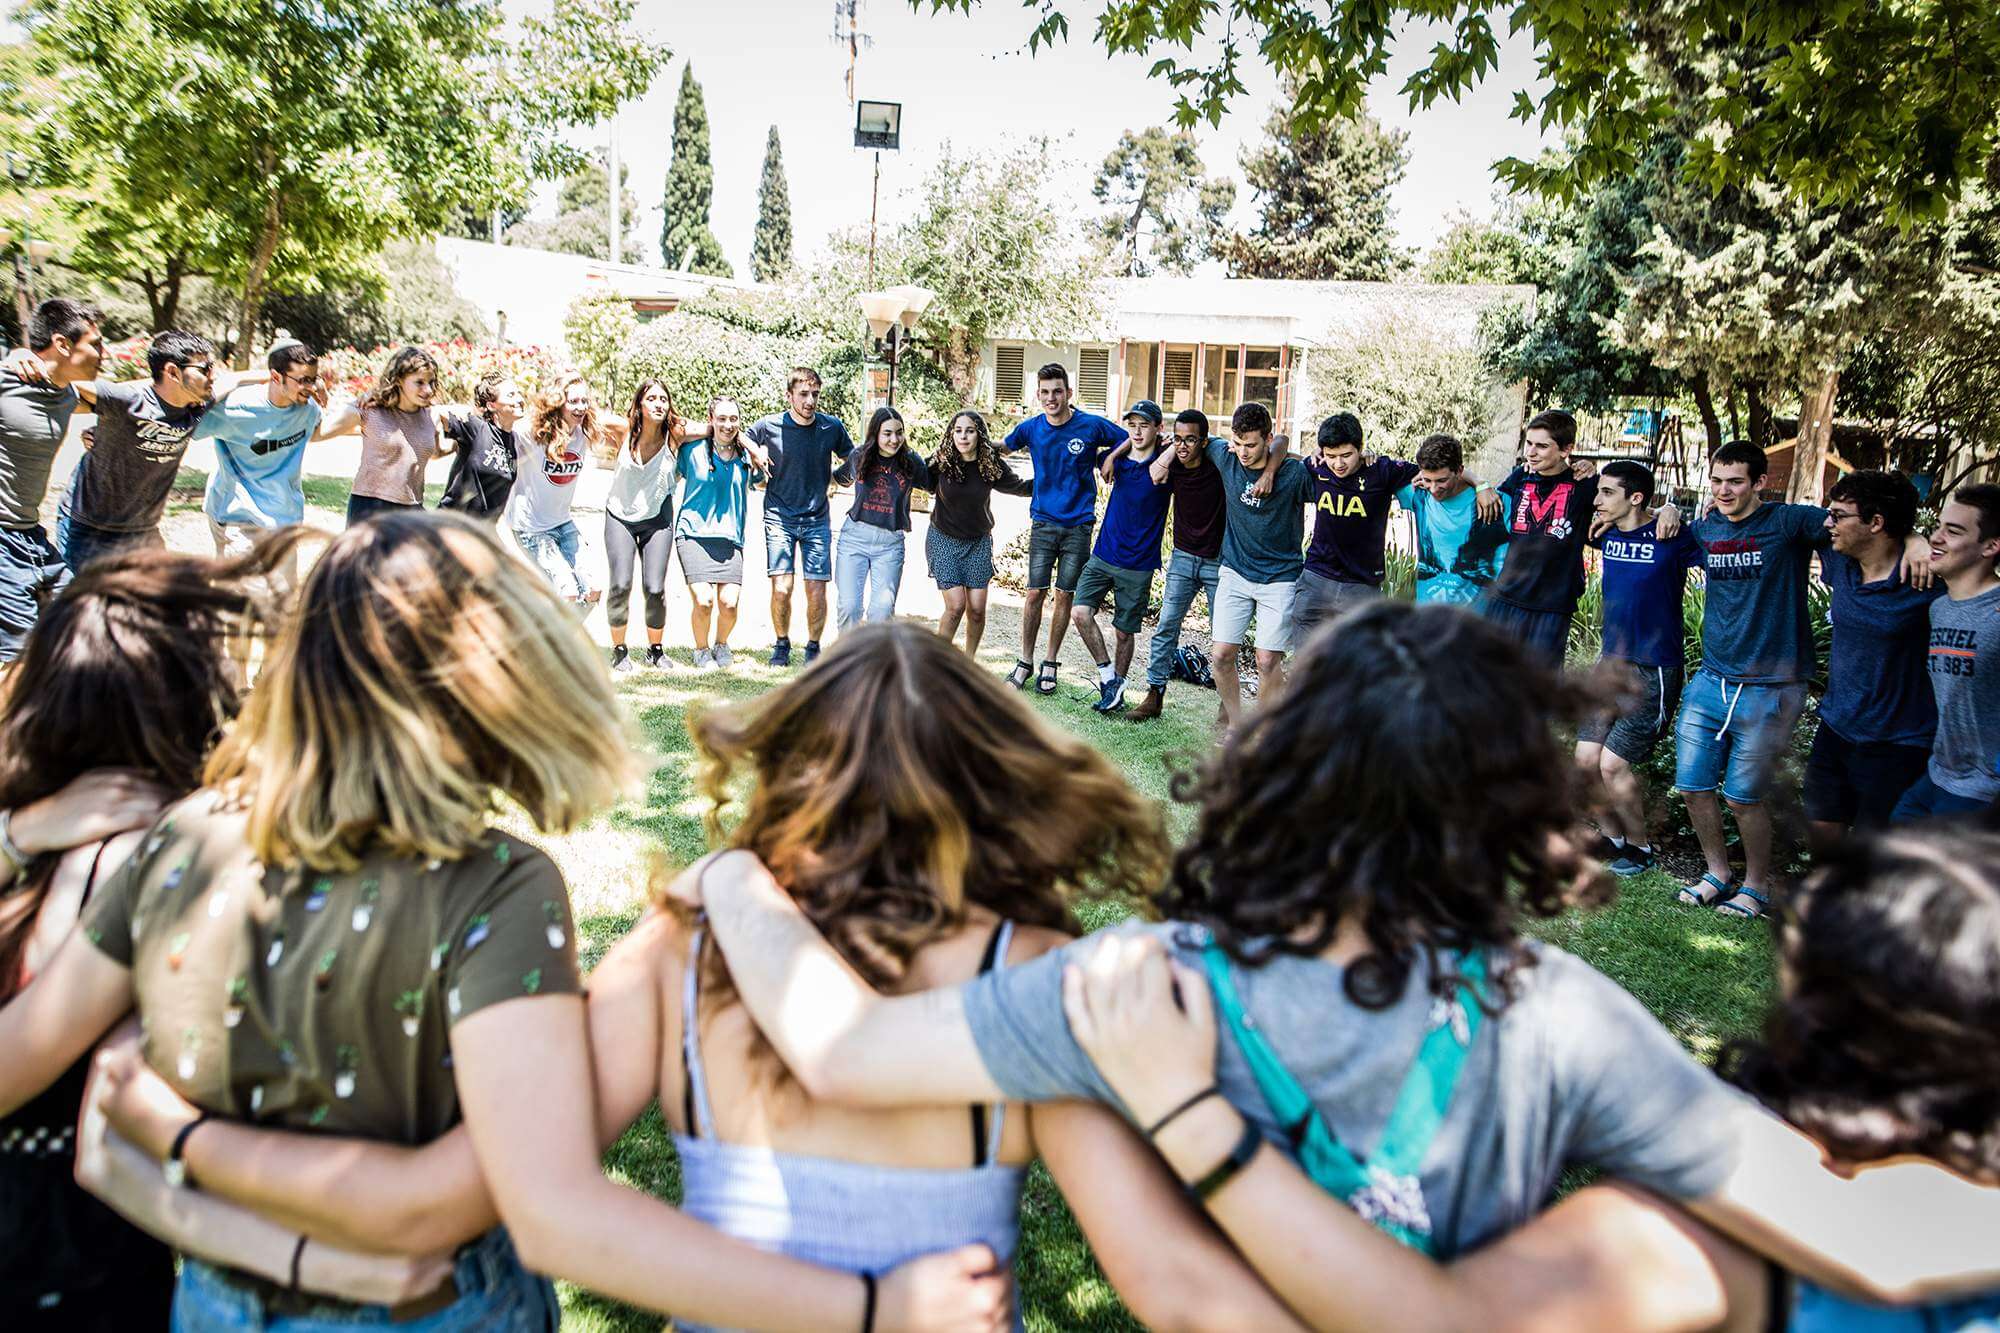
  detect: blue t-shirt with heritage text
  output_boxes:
[1395,483,1511,606]
[1092,452,1173,571]
[198,388,324,528]
[1596,520,1703,669]
[1818,548,1942,747]
[746,412,853,522]
[1689,501,1831,685]
[1003,410,1127,527]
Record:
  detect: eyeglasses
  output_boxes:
[180,361,214,376]
[1827,508,1862,524]
[283,373,320,388]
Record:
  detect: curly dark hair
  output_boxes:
[931,410,1008,484]
[1156,600,1610,1009]
[1721,822,2000,1182]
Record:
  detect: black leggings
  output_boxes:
[605,508,673,630]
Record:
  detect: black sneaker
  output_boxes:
[610,645,632,674]
[803,640,821,665]
[769,638,792,667]
[644,644,665,669]
[1609,844,1656,877]
[1586,832,1623,862]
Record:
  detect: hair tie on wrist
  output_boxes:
[1144,1084,1221,1140]
[859,1270,877,1333]
[289,1235,308,1292]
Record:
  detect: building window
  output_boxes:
[1077,347,1111,413]
[994,345,1026,406]
[1163,347,1195,412]
[1243,347,1281,413]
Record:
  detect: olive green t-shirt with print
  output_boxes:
[82,792,580,1144]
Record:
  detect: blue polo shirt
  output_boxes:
[1092,452,1173,571]
[1003,410,1127,527]
[1596,520,1702,669]
[1818,549,1942,746]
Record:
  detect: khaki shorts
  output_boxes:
[208,517,301,606]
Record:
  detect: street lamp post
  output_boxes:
[858,284,935,410]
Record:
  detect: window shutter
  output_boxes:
[994,345,1025,405]
[1163,349,1194,412]
[1077,347,1111,413]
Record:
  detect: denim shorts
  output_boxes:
[763,508,833,581]
[1673,667,1807,804]
[0,524,71,663]
[171,1228,557,1332]
[1026,520,1092,592]
[514,520,592,603]
[55,509,163,574]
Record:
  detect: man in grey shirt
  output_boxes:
[1895,484,2000,820]
[0,298,103,660]
[53,329,220,572]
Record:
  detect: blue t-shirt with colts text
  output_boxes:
[1596,520,1702,669]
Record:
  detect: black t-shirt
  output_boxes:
[1491,467,1598,613]
[834,451,935,533]
[1303,456,1420,586]
[436,414,521,518]
[928,452,1033,542]
[1165,455,1226,560]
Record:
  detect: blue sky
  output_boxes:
[527,1,1557,275]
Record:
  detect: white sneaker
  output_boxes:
[712,643,733,668]
[693,648,717,671]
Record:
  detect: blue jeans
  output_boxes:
[835,519,906,631]
[0,525,71,663]
[171,1228,556,1332]
[55,508,163,574]
[1147,549,1221,687]
[514,521,591,603]
[1673,667,1808,805]
[1891,771,1991,824]
[763,508,833,581]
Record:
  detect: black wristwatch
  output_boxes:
[164,1111,213,1189]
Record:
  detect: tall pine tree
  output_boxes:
[661,63,731,276]
[750,125,794,283]
[1225,80,1410,281]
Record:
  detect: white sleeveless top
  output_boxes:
[605,433,676,524]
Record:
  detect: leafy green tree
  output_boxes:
[508,155,645,260]
[21,0,664,359]
[751,126,795,284]
[662,64,731,276]
[918,0,2000,222]
[1307,318,1514,468]
[1092,126,1235,276]
[1225,87,1409,280]
[264,240,488,352]
[1420,200,1552,286]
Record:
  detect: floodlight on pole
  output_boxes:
[855,100,902,287]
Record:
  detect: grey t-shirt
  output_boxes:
[1206,438,1311,583]
[962,922,1753,1258]
[1926,585,2000,800]
[65,379,209,532]
[0,366,81,530]
[1690,502,1831,684]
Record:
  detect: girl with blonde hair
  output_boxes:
[0,512,1007,1332]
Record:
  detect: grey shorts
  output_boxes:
[1027,520,1092,592]
[676,535,744,585]
[926,528,995,590]
[1073,555,1155,635]
[1579,659,1684,764]
[1292,568,1382,641]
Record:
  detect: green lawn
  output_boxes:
[523,657,1775,1333]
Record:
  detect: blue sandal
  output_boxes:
[1715,886,1770,920]
[1677,871,1733,907]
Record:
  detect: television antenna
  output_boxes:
[831,0,872,106]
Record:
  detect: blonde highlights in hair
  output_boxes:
[533,371,598,463]
[207,512,637,869]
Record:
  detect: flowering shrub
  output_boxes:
[314,339,566,405]
[98,336,152,382]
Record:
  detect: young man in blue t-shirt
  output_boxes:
[743,366,854,667]
[1675,443,1928,919]
[1001,363,1130,696]
[1576,461,1702,877]
[1396,434,1512,606]
[1805,470,1941,851]
[1070,400,1172,713]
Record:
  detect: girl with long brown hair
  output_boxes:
[606,378,706,671]
[3,513,1008,1332]
[0,545,443,1328]
[673,395,759,668]
[832,406,934,633]
[507,371,601,610]
[927,409,1031,656]
[347,345,443,526]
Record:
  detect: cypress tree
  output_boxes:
[750,125,794,283]
[662,64,731,276]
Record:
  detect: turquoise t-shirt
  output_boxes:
[199,388,322,528]
[1396,483,1510,607]
[673,440,756,544]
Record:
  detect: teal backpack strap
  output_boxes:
[1202,942,1489,1255]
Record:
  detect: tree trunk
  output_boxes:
[1745,380,1772,450]
[1691,378,1723,455]
[942,326,978,406]
[233,181,284,370]
[1787,369,1840,505]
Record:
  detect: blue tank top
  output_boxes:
[672,923,1027,1333]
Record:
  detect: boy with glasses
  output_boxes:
[1127,409,1226,722]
